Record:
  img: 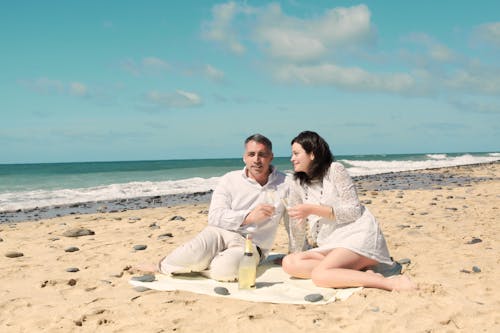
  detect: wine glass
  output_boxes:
[283,189,307,252]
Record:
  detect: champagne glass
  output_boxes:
[284,189,306,252]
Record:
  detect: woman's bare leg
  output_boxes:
[282,251,326,279]
[311,248,416,291]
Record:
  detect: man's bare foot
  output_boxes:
[132,263,159,274]
[390,275,417,291]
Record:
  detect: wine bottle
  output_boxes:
[238,234,256,289]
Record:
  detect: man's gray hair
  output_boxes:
[244,133,272,151]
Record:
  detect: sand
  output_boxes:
[0,162,499,332]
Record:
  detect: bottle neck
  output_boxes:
[244,236,253,254]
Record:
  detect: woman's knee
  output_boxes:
[281,254,297,274]
[310,267,330,287]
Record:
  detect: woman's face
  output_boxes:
[291,142,314,174]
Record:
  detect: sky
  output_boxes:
[1,0,499,164]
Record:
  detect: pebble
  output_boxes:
[129,217,141,221]
[362,199,372,204]
[134,286,150,292]
[169,215,186,221]
[398,258,411,265]
[5,251,24,258]
[62,228,95,237]
[157,232,173,240]
[0,237,3,242]
[214,286,230,295]
[66,267,80,273]
[133,244,147,251]
[304,293,323,302]
[472,266,481,273]
[65,246,80,252]
[131,274,155,282]
[68,279,77,286]
[466,238,482,244]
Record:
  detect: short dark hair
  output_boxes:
[291,131,334,184]
[245,133,273,151]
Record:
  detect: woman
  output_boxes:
[282,131,416,291]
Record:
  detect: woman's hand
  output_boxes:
[288,204,334,220]
[287,204,313,220]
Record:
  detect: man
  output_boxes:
[150,134,287,281]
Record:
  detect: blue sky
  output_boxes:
[1,0,499,163]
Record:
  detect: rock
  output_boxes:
[133,286,150,292]
[472,266,481,273]
[68,279,77,286]
[66,267,80,272]
[131,274,155,282]
[63,228,95,237]
[65,246,80,252]
[0,237,3,242]
[466,238,482,244]
[157,232,173,240]
[214,286,230,295]
[5,251,24,258]
[304,293,323,302]
[133,244,147,251]
[398,258,411,265]
[362,200,372,204]
[169,216,186,221]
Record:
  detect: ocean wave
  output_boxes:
[341,154,500,177]
[425,154,447,160]
[0,177,220,212]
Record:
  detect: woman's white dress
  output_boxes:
[289,162,393,265]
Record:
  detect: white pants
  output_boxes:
[158,226,261,282]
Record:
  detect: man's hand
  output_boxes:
[244,204,275,224]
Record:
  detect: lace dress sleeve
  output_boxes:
[329,162,363,224]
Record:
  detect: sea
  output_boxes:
[1,152,499,213]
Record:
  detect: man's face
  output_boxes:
[243,140,274,181]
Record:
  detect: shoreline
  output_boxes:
[1,161,498,224]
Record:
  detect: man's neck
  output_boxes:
[246,167,272,186]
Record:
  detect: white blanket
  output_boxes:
[129,255,361,305]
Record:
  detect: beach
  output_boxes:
[1,162,499,332]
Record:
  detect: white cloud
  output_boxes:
[20,78,92,98]
[254,4,373,62]
[69,82,88,97]
[474,22,500,47]
[121,57,169,76]
[445,68,500,95]
[201,1,251,54]
[202,2,374,61]
[204,64,225,82]
[274,63,415,94]
[146,90,202,109]
[405,33,456,62]
[142,57,170,72]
